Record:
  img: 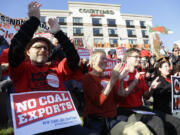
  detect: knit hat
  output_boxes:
[26,37,52,52]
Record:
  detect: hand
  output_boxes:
[135,72,145,80]
[48,18,60,34]
[119,64,129,81]
[111,63,123,82]
[174,72,180,76]
[28,1,41,20]
[150,77,160,90]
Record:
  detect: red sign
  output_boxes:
[12,91,75,128]
[103,59,119,77]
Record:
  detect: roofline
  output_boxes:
[68,1,121,8]
[121,13,152,18]
[40,9,69,13]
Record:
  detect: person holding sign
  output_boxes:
[8,2,98,135]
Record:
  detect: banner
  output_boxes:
[0,12,49,44]
[103,59,119,77]
[77,47,90,59]
[11,91,81,135]
[34,32,52,40]
[171,76,180,113]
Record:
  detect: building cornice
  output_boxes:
[68,1,120,8]
[121,13,152,18]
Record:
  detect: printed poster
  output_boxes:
[77,47,90,59]
[171,76,180,113]
[10,91,82,135]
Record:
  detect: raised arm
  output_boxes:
[8,2,41,67]
[48,18,80,71]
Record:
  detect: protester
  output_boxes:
[8,2,98,135]
[107,50,112,59]
[152,58,172,114]
[0,36,9,55]
[0,48,14,127]
[170,45,179,73]
[0,37,10,128]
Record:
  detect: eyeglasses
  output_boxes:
[31,46,48,51]
[129,56,141,59]
[174,50,179,52]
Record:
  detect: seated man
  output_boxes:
[8,2,98,135]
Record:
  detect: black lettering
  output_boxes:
[10,19,16,25]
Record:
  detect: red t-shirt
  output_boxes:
[0,48,9,77]
[82,73,118,118]
[9,58,71,93]
[117,70,148,108]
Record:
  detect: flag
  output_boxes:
[148,25,173,34]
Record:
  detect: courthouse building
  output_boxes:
[40,1,153,52]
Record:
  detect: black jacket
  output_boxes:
[153,76,171,114]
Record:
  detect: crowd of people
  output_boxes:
[0,1,180,135]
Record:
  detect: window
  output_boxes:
[73,27,83,36]
[108,28,118,37]
[74,38,84,47]
[61,27,67,35]
[128,39,137,45]
[73,17,83,25]
[57,17,66,25]
[127,29,136,37]
[142,30,149,38]
[93,28,103,36]
[107,19,116,27]
[109,38,118,47]
[92,18,102,26]
[126,20,135,28]
[140,21,146,28]
[40,16,46,23]
[94,38,104,46]
[143,40,149,44]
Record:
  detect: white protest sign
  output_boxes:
[171,76,180,113]
[0,12,49,44]
[11,91,81,135]
[116,47,126,59]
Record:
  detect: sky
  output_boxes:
[1,0,180,51]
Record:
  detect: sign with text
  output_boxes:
[0,12,49,44]
[171,76,180,113]
[77,47,90,59]
[103,59,119,78]
[10,91,81,135]
[116,47,126,59]
[34,32,52,40]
